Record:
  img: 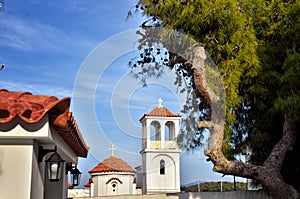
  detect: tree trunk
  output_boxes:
[190,45,299,199]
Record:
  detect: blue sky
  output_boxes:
[0,0,245,186]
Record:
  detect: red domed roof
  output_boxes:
[140,106,180,121]
[89,156,136,174]
[139,98,181,121]
[148,106,180,117]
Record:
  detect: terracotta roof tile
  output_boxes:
[89,156,136,174]
[84,178,93,187]
[0,89,89,157]
[140,106,180,121]
[68,183,74,189]
[55,112,89,157]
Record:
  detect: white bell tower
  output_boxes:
[139,98,181,194]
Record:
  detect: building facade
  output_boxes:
[0,89,89,199]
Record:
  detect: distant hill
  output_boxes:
[181,181,206,187]
[181,181,247,192]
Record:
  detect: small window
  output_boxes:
[112,182,117,192]
[160,159,165,175]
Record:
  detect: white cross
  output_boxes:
[157,98,163,107]
[109,144,117,156]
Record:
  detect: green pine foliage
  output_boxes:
[275,53,300,120]
[136,0,262,153]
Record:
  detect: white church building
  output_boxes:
[136,98,181,194]
[88,146,137,197]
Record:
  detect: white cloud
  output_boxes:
[0,15,95,54]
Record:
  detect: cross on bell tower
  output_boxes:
[157,98,163,107]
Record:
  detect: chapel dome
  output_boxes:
[89,156,136,174]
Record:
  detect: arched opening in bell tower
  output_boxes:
[150,121,161,140]
[165,121,175,140]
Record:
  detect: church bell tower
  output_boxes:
[139,98,181,194]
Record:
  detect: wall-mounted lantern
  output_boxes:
[39,146,65,182]
[66,163,82,186]
[45,149,64,181]
[70,165,82,186]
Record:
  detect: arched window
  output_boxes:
[160,159,165,175]
[112,182,117,192]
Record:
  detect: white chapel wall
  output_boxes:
[92,173,136,196]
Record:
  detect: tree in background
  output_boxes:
[128,0,300,198]
[181,181,247,192]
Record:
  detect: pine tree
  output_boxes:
[129,0,300,198]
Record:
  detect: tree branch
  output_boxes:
[189,45,299,199]
[264,116,297,170]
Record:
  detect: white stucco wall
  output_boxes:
[92,172,136,196]
[0,116,80,199]
[68,188,90,198]
[0,145,33,199]
[150,154,177,190]
[142,151,180,194]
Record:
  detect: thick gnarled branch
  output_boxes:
[189,45,299,199]
[264,116,297,170]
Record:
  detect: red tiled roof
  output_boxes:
[84,178,93,187]
[89,156,136,174]
[0,89,89,157]
[140,106,180,121]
